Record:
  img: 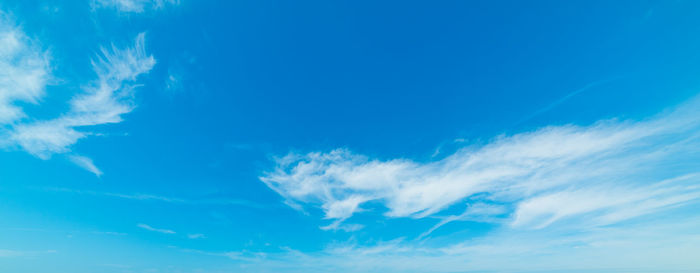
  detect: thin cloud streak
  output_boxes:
[0,249,56,258]
[37,187,266,209]
[67,154,103,177]
[515,78,615,125]
[137,223,175,234]
[187,233,206,239]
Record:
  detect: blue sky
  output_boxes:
[1,0,700,272]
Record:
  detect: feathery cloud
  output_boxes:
[137,223,175,234]
[1,29,155,175]
[0,14,50,125]
[10,33,155,161]
[261,96,700,231]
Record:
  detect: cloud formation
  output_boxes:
[0,14,50,125]
[212,216,700,273]
[0,22,155,175]
[261,96,700,231]
[9,33,155,160]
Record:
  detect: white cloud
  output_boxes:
[418,202,507,239]
[3,31,155,175]
[261,96,700,230]
[0,14,50,124]
[94,0,179,13]
[137,223,175,234]
[67,154,103,177]
[9,120,83,159]
[511,175,700,229]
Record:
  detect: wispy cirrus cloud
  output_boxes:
[185,216,700,272]
[67,154,103,177]
[9,33,155,161]
[0,20,155,175]
[137,223,175,234]
[38,187,266,208]
[93,0,179,13]
[0,14,50,125]
[261,95,700,232]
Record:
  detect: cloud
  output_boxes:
[177,247,267,263]
[515,79,613,125]
[0,249,56,258]
[42,187,184,202]
[182,216,700,273]
[2,31,155,175]
[165,69,182,91]
[260,95,700,231]
[0,14,50,125]
[187,233,205,239]
[67,154,103,177]
[94,0,179,13]
[38,187,265,209]
[0,249,28,258]
[418,202,507,239]
[137,223,175,234]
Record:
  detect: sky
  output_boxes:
[1,0,700,272]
